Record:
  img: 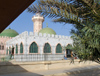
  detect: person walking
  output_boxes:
[70,55,74,64]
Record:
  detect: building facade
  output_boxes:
[0,28,18,55]
[6,13,73,61]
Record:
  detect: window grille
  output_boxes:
[44,43,51,53]
[29,42,38,53]
[56,44,62,53]
[20,43,23,53]
[16,44,18,54]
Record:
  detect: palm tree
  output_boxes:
[72,23,100,63]
[28,0,100,63]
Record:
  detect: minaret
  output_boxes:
[32,12,44,33]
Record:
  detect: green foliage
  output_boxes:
[28,0,100,24]
[72,23,100,63]
[66,44,73,50]
[28,0,100,63]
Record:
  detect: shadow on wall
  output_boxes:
[0,61,42,76]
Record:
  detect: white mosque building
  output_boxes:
[6,13,73,61]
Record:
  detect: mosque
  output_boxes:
[0,13,73,61]
[0,28,19,55]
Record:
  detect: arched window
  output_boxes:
[6,48,8,55]
[9,47,11,54]
[0,45,1,50]
[66,44,72,57]
[2,45,4,50]
[29,42,38,53]
[20,43,23,53]
[44,43,51,53]
[16,44,18,54]
[56,44,62,53]
[0,42,4,50]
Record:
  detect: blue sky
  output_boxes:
[6,4,74,36]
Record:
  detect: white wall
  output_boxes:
[6,31,73,55]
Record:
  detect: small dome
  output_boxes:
[0,28,19,37]
[39,27,56,35]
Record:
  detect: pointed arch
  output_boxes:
[20,43,23,53]
[0,45,1,50]
[29,42,38,53]
[56,44,62,53]
[44,43,51,53]
[6,48,8,55]
[16,44,18,54]
[66,44,72,50]
[2,45,4,50]
[9,47,11,54]
[0,42,4,50]
[66,44,72,57]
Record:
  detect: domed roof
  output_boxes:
[39,27,56,35]
[0,28,19,37]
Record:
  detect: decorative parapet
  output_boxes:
[29,32,33,36]
[62,36,65,38]
[55,35,58,38]
[6,31,73,44]
[51,34,54,37]
[29,32,72,40]
[47,34,50,37]
[39,33,42,36]
[6,31,28,44]
[34,32,38,36]
[0,36,12,39]
[43,33,46,37]
[59,35,61,38]
[18,31,28,37]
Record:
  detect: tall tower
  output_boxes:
[32,12,44,33]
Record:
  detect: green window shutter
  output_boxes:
[29,42,38,53]
[56,44,62,53]
[16,44,18,54]
[0,45,1,50]
[20,43,23,53]
[2,45,4,50]
[44,43,51,53]
[9,47,11,54]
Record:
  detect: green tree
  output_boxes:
[71,23,100,63]
[28,0,100,63]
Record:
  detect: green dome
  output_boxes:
[39,27,56,35]
[0,28,19,37]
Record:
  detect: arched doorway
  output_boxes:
[66,44,72,58]
[12,47,14,55]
